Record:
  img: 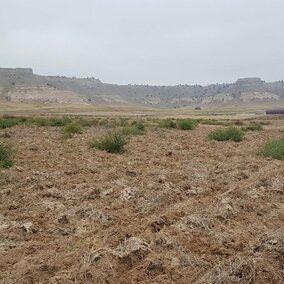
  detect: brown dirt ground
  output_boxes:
[0,121,283,284]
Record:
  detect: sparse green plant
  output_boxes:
[99,118,109,126]
[0,143,14,168]
[99,119,107,124]
[0,118,19,129]
[234,120,245,126]
[134,121,145,131]
[77,118,99,127]
[241,124,263,132]
[158,119,176,128]
[18,117,28,123]
[130,120,138,126]
[29,117,71,127]
[257,138,284,161]
[251,120,271,126]
[90,132,126,153]
[200,119,225,126]
[31,117,50,127]
[119,118,129,127]
[208,127,244,142]
[48,117,71,127]
[61,122,82,139]
[150,118,159,123]
[157,132,167,139]
[119,124,145,136]
[2,114,16,119]
[259,121,271,125]
[176,119,197,130]
[99,118,117,128]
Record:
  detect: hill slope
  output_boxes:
[1,68,284,108]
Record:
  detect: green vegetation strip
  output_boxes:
[0,116,130,129]
[158,119,197,130]
[241,124,263,132]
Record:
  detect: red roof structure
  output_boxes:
[266,109,284,115]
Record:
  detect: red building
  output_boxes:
[266,109,284,115]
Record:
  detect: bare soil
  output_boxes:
[0,121,283,283]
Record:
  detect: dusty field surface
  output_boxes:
[2,100,284,119]
[0,121,283,283]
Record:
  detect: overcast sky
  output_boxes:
[0,0,283,85]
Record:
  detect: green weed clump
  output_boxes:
[0,143,14,168]
[90,132,126,153]
[208,127,244,142]
[176,119,197,130]
[257,138,284,161]
[61,122,82,139]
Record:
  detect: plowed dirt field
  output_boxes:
[0,121,283,283]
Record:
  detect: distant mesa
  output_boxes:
[0,68,284,107]
[236,78,264,84]
[0,68,33,75]
[0,68,266,86]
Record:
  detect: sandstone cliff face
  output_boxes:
[0,68,284,107]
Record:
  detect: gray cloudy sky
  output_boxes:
[0,0,283,85]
